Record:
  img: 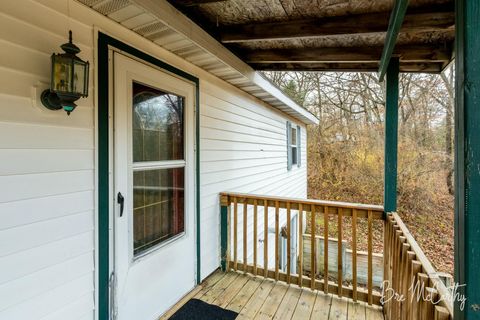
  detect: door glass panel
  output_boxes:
[131,81,186,257]
[133,168,185,255]
[132,82,184,162]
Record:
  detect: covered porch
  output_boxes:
[216,193,453,320]
[74,0,477,319]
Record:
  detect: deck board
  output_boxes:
[291,289,316,319]
[329,296,349,320]
[198,272,239,303]
[227,276,263,313]
[237,279,275,319]
[161,270,384,320]
[311,292,332,320]
[366,305,384,320]
[348,300,366,320]
[213,273,250,308]
[255,282,289,320]
[272,285,302,319]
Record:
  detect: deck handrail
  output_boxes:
[384,212,453,319]
[219,192,384,306]
[219,192,454,318]
[220,192,384,214]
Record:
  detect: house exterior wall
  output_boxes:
[0,1,307,319]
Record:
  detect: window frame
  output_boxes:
[287,121,302,170]
[130,81,187,258]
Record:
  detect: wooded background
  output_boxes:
[264,67,454,275]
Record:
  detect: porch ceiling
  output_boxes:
[75,0,319,125]
[168,0,455,73]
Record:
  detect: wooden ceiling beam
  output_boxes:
[244,45,452,64]
[250,62,444,73]
[220,7,454,43]
[171,0,227,6]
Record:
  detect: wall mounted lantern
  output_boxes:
[41,31,89,115]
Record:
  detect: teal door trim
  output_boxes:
[97,32,201,320]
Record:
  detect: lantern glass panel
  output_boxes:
[52,55,73,93]
[73,60,87,96]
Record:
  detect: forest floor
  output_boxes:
[307,168,454,277]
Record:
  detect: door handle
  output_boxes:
[117,192,124,217]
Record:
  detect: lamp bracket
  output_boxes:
[40,89,63,111]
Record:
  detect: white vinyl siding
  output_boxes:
[200,83,307,277]
[0,0,308,318]
[0,1,95,319]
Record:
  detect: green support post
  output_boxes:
[455,0,480,318]
[220,196,229,271]
[384,58,399,214]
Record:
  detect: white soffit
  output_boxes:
[76,0,319,125]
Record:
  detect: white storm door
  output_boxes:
[113,52,196,320]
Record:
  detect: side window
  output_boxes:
[291,126,298,165]
[287,122,302,170]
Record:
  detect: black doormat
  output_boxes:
[169,299,238,320]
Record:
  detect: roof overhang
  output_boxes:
[76,0,319,125]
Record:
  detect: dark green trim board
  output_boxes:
[286,121,292,171]
[383,58,399,213]
[195,59,201,286]
[455,0,480,318]
[97,33,109,320]
[220,204,228,271]
[378,0,409,82]
[97,32,201,320]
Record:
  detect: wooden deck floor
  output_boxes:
[161,270,384,320]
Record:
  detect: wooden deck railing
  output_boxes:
[219,192,384,305]
[384,212,453,319]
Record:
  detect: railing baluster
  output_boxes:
[383,215,390,311]
[275,200,280,281]
[311,205,316,290]
[399,242,407,319]
[253,199,258,276]
[401,243,411,320]
[298,203,303,287]
[425,288,438,319]
[410,260,422,320]
[264,199,268,277]
[286,201,291,284]
[390,225,400,320]
[395,234,406,318]
[323,205,329,294]
[410,261,422,319]
[337,207,343,298]
[405,251,416,320]
[243,200,248,273]
[233,196,238,271]
[392,230,400,319]
[367,209,373,305]
[386,218,394,318]
[417,273,429,319]
[352,208,358,302]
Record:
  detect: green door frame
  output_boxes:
[454,0,480,318]
[97,32,201,320]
